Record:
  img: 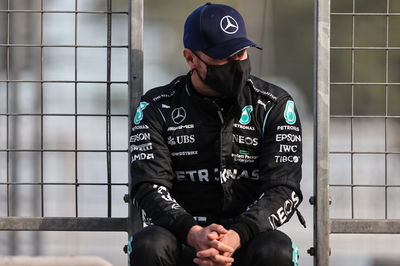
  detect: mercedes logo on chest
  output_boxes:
[220,16,239,34]
[171,107,186,124]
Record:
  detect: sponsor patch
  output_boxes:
[233,134,259,146]
[239,105,253,125]
[176,169,211,182]
[275,155,301,163]
[131,124,149,132]
[233,123,255,131]
[232,153,259,163]
[171,107,186,124]
[284,100,296,125]
[171,150,198,157]
[220,169,259,183]
[167,135,195,146]
[152,91,175,102]
[131,153,154,162]
[277,125,300,132]
[167,124,194,131]
[276,134,301,142]
[278,144,298,153]
[130,133,151,143]
[130,143,153,152]
[134,102,149,125]
[268,191,300,229]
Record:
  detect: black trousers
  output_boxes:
[128,225,299,266]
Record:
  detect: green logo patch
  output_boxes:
[284,100,296,125]
[239,105,253,125]
[239,150,250,155]
[134,101,149,125]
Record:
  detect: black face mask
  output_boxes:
[194,54,251,97]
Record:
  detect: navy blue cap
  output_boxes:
[183,2,261,60]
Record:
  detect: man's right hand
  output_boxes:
[187,224,234,265]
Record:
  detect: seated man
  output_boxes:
[129,2,305,266]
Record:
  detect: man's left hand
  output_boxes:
[194,230,241,266]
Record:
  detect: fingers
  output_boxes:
[210,239,234,253]
[207,231,219,241]
[196,247,234,261]
[194,257,232,266]
[208,224,228,235]
[194,249,234,266]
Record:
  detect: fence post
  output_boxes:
[128,0,144,244]
[313,0,331,265]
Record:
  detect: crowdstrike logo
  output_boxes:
[171,107,186,124]
[220,16,239,34]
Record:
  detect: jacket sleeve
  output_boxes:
[129,98,197,242]
[231,97,303,245]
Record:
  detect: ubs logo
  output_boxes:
[171,107,186,124]
[220,16,239,34]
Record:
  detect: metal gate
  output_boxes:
[0,0,143,262]
[314,0,400,265]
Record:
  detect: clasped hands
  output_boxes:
[187,224,241,266]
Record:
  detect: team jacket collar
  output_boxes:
[183,72,242,118]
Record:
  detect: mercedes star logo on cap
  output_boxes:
[171,107,186,124]
[220,15,239,34]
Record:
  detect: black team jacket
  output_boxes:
[129,73,304,246]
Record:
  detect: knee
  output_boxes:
[249,230,298,266]
[129,226,179,265]
[131,226,178,254]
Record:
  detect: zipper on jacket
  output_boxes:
[216,109,224,125]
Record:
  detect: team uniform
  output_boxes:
[128,73,304,266]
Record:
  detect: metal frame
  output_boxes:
[314,0,400,265]
[313,0,331,265]
[0,0,144,251]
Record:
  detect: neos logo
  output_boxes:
[220,16,239,34]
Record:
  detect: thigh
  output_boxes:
[233,230,299,266]
[129,225,181,266]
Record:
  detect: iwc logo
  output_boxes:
[134,102,149,125]
[239,105,253,125]
[220,16,239,34]
[284,100,296,125]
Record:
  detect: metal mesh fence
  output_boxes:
[329,0,400,228]
[314,0,400,265]
[0,0,131,232]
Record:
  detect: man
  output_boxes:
[129,3,305,266]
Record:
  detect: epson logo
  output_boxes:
[276,134,301,142]
[130,133,150,143]
[233,134,258,146]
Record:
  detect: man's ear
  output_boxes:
[183,48,197,69]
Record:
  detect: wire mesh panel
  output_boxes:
[314,0,400,265]
[330,0,400,228]
[0,0,132,233]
